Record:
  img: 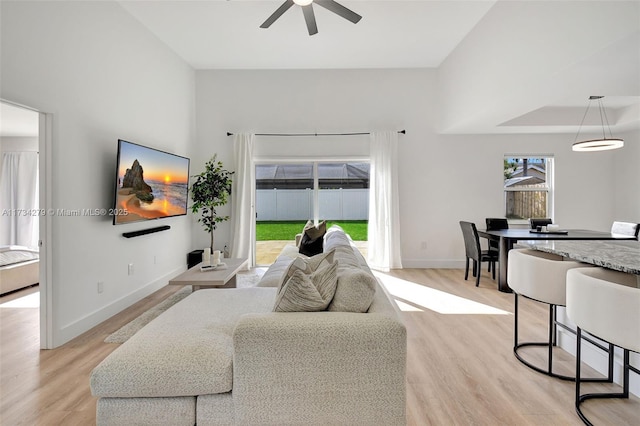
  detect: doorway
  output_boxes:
[0,100,52,349]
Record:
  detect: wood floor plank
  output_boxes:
[1,269,638,425]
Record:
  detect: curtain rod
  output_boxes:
[226,130,406,137]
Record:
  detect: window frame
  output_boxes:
[254,156,370,225]
[503,155,554,225]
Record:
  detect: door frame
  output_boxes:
[39,111,54,349]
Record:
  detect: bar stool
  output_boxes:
[566,267,640,426]
[507,249,613,381]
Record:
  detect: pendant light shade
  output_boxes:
[572,96,624,152]
[572,138,624,152]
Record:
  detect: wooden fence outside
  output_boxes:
[505,191,547,219]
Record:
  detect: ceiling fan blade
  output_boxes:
[315,0,362,24]
[260,0,295,29]
[302,4,318,36]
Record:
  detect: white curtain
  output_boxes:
[229,133,255,267]
[367,131,402,271]
[0,152,39,248]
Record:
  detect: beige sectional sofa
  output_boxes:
[90,226,406,425]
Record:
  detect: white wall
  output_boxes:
[192,68,426,251]
[438,1,640,133]
[1,137,39,152]
[613,130,640,221]
[195,69,633,267]
[1,1,196,346]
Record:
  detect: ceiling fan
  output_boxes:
[260,0,362,36]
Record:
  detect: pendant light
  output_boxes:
[572,96,624,152]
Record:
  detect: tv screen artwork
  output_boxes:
[114,139,190,225]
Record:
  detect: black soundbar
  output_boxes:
[122,225,170,238]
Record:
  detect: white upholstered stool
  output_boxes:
[566,267,640,426]
[507,249,613,381]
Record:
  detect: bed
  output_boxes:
[0,245,40,295]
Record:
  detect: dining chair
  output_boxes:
[566,267,640,425]
[485,218,509,253]
[610,221,640,239]
[529,218,553,229]
[459,221,498,287]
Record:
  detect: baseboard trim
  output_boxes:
[401,259,466,269]
[54,265,186,347]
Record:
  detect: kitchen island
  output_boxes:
[521,239,640,276]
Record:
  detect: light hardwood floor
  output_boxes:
[1,269,638,425]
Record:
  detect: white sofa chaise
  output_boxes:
[90,226,406,425]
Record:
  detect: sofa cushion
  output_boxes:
[90,288,277,398]
[324,224,352,251]
[256,244,301,288]
[327,269,377,313]
[273,261,338,312]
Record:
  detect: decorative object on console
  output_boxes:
[202,247,211,266]
[572,96,624,152]
[190,155,234,250]
[298,220,327,256]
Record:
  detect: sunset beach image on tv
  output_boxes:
[114,140,190,225]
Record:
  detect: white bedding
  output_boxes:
[0,245,40,267]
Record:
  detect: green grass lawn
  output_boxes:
[256,221,367,241]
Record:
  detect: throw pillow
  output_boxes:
[327,269,377,313]
[298,220,327,256]
[303,220,327,240]
[273,261,338,312]
[277,250,336,294]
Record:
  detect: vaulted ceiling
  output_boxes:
[118,0,496,69]
[118,0,639,135]
[2,1,638,136]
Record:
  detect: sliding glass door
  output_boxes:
[255,161,369,265]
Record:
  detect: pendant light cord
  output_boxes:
[598,98,614,139]
[573,100,592,144]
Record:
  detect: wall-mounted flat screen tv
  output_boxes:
[113,139,190,225]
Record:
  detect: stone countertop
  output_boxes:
[522,240,640,275]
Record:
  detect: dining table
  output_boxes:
[476,228,637,292]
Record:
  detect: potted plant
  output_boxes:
[190,155,234,250]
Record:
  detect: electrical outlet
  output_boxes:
[128,263,134,275]
[97,281,104,294]
[153,255,157,265]
[421,241,427,250]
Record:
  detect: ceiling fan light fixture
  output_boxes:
[261,0,361,36]
[572,95,624,152]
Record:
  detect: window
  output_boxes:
[254,161,370,265]
[504,156,554,220]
